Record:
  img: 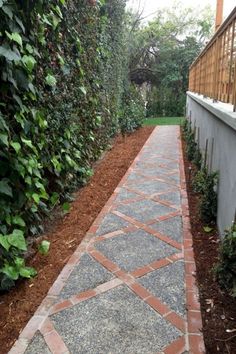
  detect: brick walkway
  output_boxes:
[9,126,205,354]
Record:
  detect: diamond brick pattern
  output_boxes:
[9,126,204,354]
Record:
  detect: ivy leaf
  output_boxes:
[2,5,13,19]
[62,202,70,213]
[19,266,37,278]
[79,86,87,95]
[10,141,21,153]
[0,1,3,8]
[2,265,19,280]
[0,132,8,146]
[0,179,12,197]
[6,32,22,47]
[38,240,50,255]
[0,114,9,131]
[12,215,26,227]
[0,45,20,61]
[203,226,213,233]
[45,74,57,87]
[32,193,40,204]
[15,15,25,33]
[0,235,10,251]
[21,137,34,149]
[50,192,59,206]
[7,229,27,251]
[22,55,36,72]
[14,257,24,268]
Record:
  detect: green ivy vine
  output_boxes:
[0,0,144,291]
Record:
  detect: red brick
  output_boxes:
[146,296,170,315]
[50,299,73,315]
[97,279,123,293]
[168,253,184,262]
[184,239,193,249]
[40,318,54,336]
[188,311,203,334]
[101,259,119,272]
[71,289,97,304]
[131,265,152,278]
[186,291,200,311]
[44,330,69,353]
[185,262,196,275]
[35,296,56,316]
[186,274,196,290]
[165,312,186,333]
[19,316,44,340]
[129,283,151,300]
[115,270,134,284]
[189,334,205,354]
[163,335,186,354]
[185,249,194,262]
[48,278,65,296]
[149,258,170,270]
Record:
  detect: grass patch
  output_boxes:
[143,117,184,126]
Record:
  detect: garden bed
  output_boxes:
[182,132,236,354]
[0,126,154,354]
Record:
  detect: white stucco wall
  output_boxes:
[186,92,236,235]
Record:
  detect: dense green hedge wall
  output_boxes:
[0,0,143,290]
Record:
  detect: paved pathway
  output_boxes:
[10,126,205,354]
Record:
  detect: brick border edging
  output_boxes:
[178,126,206,354]
[8,128,160,354]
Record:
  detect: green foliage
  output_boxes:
[192,169,206,194]
[199,170,218,223]
[0,0,139,290]
[38,240,50,255]
[183,121,198,161]
[128,4,214,117]
[215,223,236,297]
[184,120,218,223]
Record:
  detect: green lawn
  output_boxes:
[143,117,184,126]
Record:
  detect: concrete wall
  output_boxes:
[186,92,236,235]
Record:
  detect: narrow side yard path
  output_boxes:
[10,126,204,354]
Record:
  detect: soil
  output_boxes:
[182,131,236,354]
[0,127,154,354]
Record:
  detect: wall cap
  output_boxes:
[187,91,236,132]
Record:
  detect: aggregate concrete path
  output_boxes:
[9,126,205,354]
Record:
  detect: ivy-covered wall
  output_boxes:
[0,0,144,290]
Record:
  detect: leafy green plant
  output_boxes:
[38,240,50,255]
[192,169,207,194]
[215,223,236,297]
[184,120,218,223]
[200,171,218,223]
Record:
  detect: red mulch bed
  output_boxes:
[182,131,236,354]
[0,127,154,354]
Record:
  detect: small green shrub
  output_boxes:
[215,223,236,297]
[192,169,207,194]
[192,168,218,223]
[193,148,202,169]
[200,171,218,223]
[184,119,218,224]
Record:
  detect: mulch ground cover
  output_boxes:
[0,126,154,354]
[182,131,236,354]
